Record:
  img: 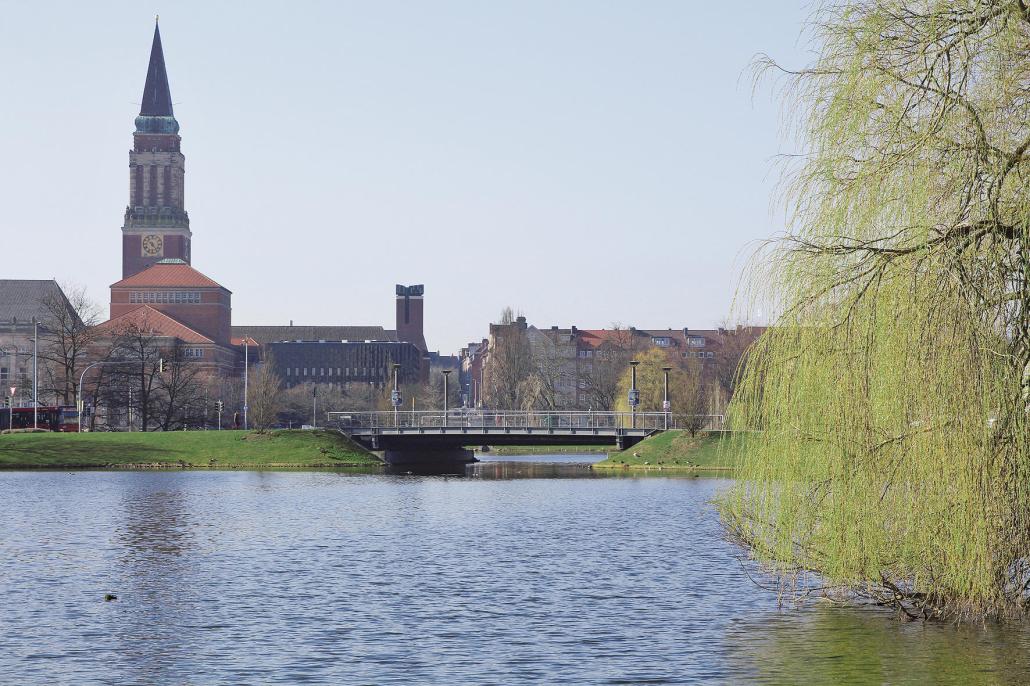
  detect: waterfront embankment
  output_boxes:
[0,429,382,469]
[591,431,737,472]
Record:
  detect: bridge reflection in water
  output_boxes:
[329,410,673,465]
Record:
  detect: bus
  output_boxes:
[0,406,79,432]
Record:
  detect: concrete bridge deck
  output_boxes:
[328,411,671,461]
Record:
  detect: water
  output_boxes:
[2,457,1029,685]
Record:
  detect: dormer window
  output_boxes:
[687,336,706,347]
[653,336,672,347]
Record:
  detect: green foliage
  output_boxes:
[721,1,1030,620]
[614,348,700,412]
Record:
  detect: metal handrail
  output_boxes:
[326,410,722,432]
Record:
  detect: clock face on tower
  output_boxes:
[141,234,164,257]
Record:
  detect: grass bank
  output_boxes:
[0,429,382,469]
[591,431,739,472]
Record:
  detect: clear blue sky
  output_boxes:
[0,1,810,353]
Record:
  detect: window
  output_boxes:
[653,337,672,347]
[337,368,341,376]
[130,290,201,304]
[303,368,308,376]
[286,368,291,376]
[687,336,706,347]
[706,351,714,358]
[183,347,204,359]
[294,368,299,377]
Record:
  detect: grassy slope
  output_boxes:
[592,431,738,471]
[0,429,381,469]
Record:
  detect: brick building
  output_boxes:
[232,285,432,388]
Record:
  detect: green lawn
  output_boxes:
[592,431,741,472]
[0,429,381,469]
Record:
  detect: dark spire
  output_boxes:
[140,19,173,117]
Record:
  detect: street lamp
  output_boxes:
[240,336,251,431]
[390,363,402,427]
[628,360,640,429]
[442,369,452,426]
[32,318,38,430]
[662,366,672,430]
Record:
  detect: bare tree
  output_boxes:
[525,331,573,410]
[677,359,710,436]
[247,362,284,430]
[485,310,534,410]
[154,342,205,430]
[107,321,164,431]
[37,283,100,405]
[711,322,762,401]
[580,325,640,410]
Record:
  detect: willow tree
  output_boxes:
[721,0,1030,621]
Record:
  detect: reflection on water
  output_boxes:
[729,603,1030,685]
[1,468,1029,684]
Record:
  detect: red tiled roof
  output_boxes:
[230,337,260,347]
[111,262,227,290]
[97,305,214,344]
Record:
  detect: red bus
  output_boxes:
[0,406,79,432]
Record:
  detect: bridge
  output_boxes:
[327,410,675,463]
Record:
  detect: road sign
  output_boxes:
[662,400,671,412]
[628,389,640,407]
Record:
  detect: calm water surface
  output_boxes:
[2,455,1029,685]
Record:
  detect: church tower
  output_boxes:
[122,20,191,278]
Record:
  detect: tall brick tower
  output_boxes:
[395,284,427,352]
[121,20,191,279]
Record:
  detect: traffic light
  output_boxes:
[216,400,224,413]
[158,358,165,373]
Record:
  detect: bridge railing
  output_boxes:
[327,410,723,432]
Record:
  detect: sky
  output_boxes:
[0,1,812,354]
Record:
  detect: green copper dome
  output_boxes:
[135,115,180,134]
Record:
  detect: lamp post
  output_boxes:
[241,337,250,431]
[32,318,38,430]
[661,366,672,430]
[628,360,640,429]
[442,369,452,426]
[390,363,402,427]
